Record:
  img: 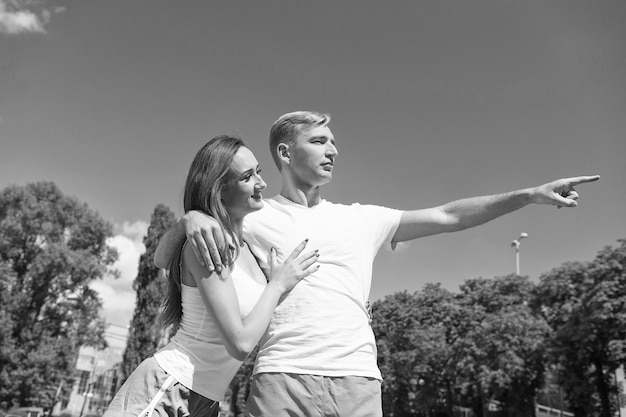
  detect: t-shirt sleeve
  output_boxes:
[357,204,403,252]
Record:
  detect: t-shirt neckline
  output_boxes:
[274,194,326,208]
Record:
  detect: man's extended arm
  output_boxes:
[392,175,599,243]
[157,176,599,268]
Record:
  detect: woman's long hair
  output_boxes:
[160,135,246,330]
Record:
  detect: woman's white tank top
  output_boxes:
[154,244,266,401]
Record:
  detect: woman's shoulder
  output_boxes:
[181,240,204,286]
[182,238,239,281]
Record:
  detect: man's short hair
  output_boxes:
[269,111,331,170]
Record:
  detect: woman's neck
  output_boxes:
[230,218,245,247]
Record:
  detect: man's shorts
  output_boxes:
[246,373,382,417]
[103,356,219,417]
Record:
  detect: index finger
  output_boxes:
[566,175,600,186]
[285,238,310,261]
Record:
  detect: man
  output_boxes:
[155,111,599,417]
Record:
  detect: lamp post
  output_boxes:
[511,232,529,275]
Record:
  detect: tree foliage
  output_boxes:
[533,239,626,417]
[372,276,549,417]
[372,285,476,416]
[0,181,117,408]
[121,204,175,381]
[459,275,549,417]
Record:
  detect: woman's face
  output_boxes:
[221,147,267,220]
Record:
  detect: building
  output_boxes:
[55,324,128,417]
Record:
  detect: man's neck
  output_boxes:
[280,183,322,207]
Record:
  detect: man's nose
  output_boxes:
[326,143,338,158]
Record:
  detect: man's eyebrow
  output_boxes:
[310,135,336,146]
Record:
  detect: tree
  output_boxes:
[459,275,550,417]
[0,181,117,408]
[533,239,626,417]
[372,277,550,417]
[122,204,176,380]
[372,286,475,417]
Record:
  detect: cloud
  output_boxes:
[0,0,62,35]
[91,280,138,328]
[117,220,150,242]
[92,220,149,327]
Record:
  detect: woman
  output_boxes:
[104,135,319,417]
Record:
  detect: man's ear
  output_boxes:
[277,143,290,164]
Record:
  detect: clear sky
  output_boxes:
[1,0,624,327]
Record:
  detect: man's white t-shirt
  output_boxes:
[243,195,402,380]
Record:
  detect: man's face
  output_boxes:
[287,125,338,188]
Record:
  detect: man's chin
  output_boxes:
[318,173,333,185]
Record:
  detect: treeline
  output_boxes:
[2,182,625,417]
[372,241,626,417]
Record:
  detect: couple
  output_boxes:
[107,111,599,417]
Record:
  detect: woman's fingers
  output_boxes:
[299,251,320,269]
[285,238,310,261]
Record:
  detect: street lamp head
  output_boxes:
[512,232,529,276]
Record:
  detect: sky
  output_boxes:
[1,0,624,328]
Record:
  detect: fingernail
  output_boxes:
[305,238,309,243]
